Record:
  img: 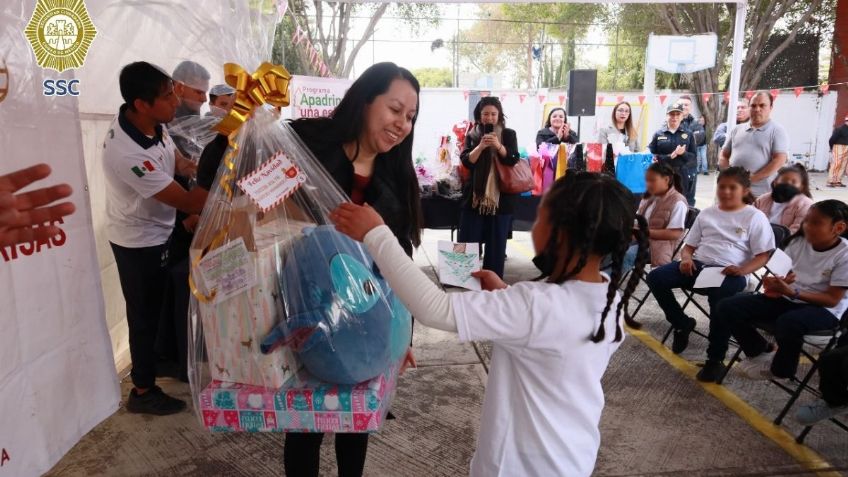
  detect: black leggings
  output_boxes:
[284,433,369,477]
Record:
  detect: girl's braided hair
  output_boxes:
[540,172,650,342]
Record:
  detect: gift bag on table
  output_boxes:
[529,151,544,195]
[616,153,654,194]
[585,143,604,172]
[188,63,411,433]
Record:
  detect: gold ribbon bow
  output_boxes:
[215,62,292,137]
[191,62,292,303]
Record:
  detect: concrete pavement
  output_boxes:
[47,173,848,476]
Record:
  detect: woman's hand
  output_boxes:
[471,270,508,291]
[560,124,570,140]
[670,144,686,159]
[330,202,385,242]
[482,133,502,151]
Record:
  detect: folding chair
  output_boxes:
[750,224,792,293]
[627,207,700,322]
[717,309,848,443]
[660,222,791,345]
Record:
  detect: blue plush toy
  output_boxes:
[261,225,411,384]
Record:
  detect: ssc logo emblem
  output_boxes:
[24,0,97,72]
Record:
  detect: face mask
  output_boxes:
[772,183,801,203]
[532,252,553,276]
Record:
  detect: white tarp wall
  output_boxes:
[0,3,120,476]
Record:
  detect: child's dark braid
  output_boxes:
[595,230,624,342]
[543,172,648,343]
[618,214,650,332]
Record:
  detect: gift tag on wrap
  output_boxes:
[237,151,307,212]
[197,237,258,303]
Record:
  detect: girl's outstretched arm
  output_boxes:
[332,204,458,332]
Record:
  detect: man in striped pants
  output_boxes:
[828,116,848,187]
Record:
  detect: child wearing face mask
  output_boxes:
[700,200,848,383]
[754,165,814,234]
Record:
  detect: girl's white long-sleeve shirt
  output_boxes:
[364,225,624,477]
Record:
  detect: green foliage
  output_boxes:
[412,67,453,87]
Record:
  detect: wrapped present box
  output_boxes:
[198,362,400,433]
[191,208,303,388]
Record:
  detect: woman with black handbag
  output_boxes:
[459,97,521,278]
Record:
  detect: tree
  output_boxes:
[276,1,440,78]
[412,67,453,87]
[455,4,605,89]
[647,0,830,164]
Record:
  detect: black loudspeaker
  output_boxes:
[567,69,597,116]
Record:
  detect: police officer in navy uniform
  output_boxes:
[649,102,697,196]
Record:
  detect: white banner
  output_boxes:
[0,2,120,476]
[288,75,353,119]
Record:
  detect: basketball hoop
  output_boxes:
[647,34,717,74]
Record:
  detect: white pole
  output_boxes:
[643,37,656,149]
[726,0,747,132]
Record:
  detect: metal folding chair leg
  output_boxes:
[716,347,744,385]
[774,354,824,425]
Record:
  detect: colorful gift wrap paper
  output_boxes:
[198,362,400,433]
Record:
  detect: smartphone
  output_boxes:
[483,123,494,135]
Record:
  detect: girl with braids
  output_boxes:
[646,167,774,356]
[698,200,848,383]
[331,172,650,477]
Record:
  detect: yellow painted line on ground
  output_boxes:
[625,326,839,476]
[507,240,840,476]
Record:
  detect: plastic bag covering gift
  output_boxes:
[261,225,412,384]
[197,362,401,433]
[188,65,411,429]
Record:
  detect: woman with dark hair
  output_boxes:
[535,107,578,148]
[459,97,521,278]
[284,61,421,477]
[598,101,639,152]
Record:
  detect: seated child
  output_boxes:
[331,172,650,477]
[697,200,848,382]
[754,164,814,234]
[636,162,688,267]
[646,167,774,355]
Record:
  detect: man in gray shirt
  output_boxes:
[712,97,750,149]
[719,91,789,197]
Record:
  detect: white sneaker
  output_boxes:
[795,399,848,426]
[737,350,776,380]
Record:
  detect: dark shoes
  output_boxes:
[671,317,697,354]
[126,385,187,415]
[696,360,726,383]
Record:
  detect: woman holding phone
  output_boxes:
[535,107,578,148]
[459,97,521,278]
